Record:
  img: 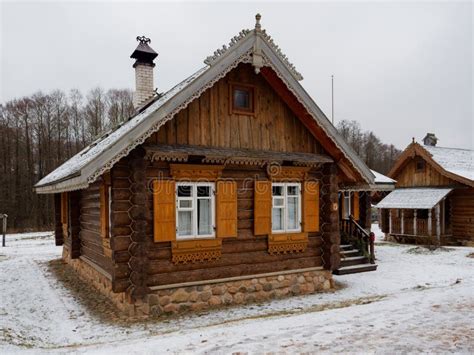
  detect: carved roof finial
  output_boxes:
[136,35,151,45]
[255,13,262,31]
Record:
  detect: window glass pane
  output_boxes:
[178,185,192,197]
[273,197,284,207]
[197,185,211,197]
[179,199,192,209]
[287,185,299,196]
[343,195,350,219]
[287,196,299,229]
[272,207,284,231]
[178,211,192,236]
[234,89,249,109]
[272,185,283,196]
[197,199,212,235]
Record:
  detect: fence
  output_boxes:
[1,214,7,247]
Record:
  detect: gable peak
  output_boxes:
[203,13,303,81]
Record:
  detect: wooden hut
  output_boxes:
[376,134,474,245]
[35,15,378,316]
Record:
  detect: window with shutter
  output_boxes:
[100,184,110,239]
[153,180,177,242]
[254,180,272,235]
[303,181,319,232]
[216,180,237,238]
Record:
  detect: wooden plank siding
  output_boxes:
[146,63,325,155]
[79,181,113,276]
[144,163,325,287]
[450,188,474,242]
[394,157,455,188]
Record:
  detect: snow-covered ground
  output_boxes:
[1,225,473,354]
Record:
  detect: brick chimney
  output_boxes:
[422,133,438,147]
[130,36,158,109]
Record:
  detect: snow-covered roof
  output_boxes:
[35,15,374,193]
[423,145,474,182]
[371,169,396,184]
[36,67,207,189]
[375,188,452,209]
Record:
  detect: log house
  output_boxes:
[35,15,381,316]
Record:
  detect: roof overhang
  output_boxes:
[375,187,453,209]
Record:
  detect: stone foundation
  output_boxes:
[61,248,334,317]
[146,268,334,316]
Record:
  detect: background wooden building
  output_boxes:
[377,134,474,245]
[36,15,378,316]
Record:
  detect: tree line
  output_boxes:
[0,89,400,232]
[336,119,401,174]
[0,88,134,231]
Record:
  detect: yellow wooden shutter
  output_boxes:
[216,180,237,238]
[61,192,68,225]
[254,180,272,236]
[303,181,319,232]
[352,192,360,220]
[100,184,108,238]
[153,180,176,242]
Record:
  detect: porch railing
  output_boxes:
[340,216,375,263]
[391,218,430,236]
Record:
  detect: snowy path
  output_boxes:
[0,226,473,353]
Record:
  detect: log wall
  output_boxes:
[79,180,113,275]
[143,161,327,287]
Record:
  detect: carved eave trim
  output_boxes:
[267,166,311,181]
[170,164,224,180]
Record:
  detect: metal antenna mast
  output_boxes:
[331,75,334,125]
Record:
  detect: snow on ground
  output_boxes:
[1,227,473,354]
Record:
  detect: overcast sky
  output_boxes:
[1,1,472,149]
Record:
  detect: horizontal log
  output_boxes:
[110,235,131,251]
[148,248,322,274]
[113,250,131,263]
[147,256,322,287]
[112,277,130,293]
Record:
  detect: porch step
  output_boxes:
[333,263,378,275]
[341,249,360,258]
[340,244,353,251]
[340,255,368,267]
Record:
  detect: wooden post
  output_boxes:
[69,190,81,259]
[321,163,340,271]
[435,204,440,244]
[441,199,445,235]
[127,147,150,302]
[428,209,432,236]
[1,214,6,247]
[389,209,392,234]
[401,209,404,235]
[413,210,417,236]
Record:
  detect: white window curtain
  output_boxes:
[272,183,301,233]
[176,183,215,240]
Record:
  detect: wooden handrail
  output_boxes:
[340,216,375,264]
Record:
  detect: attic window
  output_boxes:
[230,83,255,115]
[415,160,425,173]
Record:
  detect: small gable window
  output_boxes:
[415,160,425,173]
[230,83,255,115]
